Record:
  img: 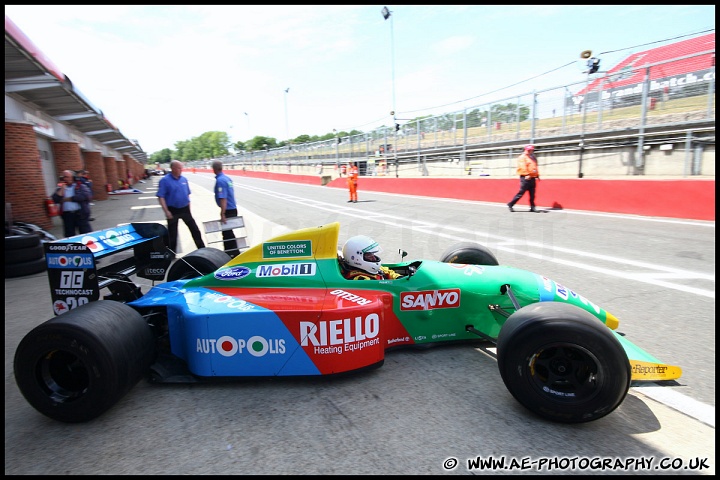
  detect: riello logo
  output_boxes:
[400,288,461,311]
[197,335,286,357]
[300,314,380,346]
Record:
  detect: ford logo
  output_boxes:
[214,266,251,281]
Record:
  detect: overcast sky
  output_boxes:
[5,5,715,153]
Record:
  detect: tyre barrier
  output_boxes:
[5,233,47,278]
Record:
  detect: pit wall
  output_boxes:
[217,169,714,221]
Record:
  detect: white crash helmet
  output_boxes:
[342,235,382,275]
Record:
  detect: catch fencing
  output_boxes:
[225,49,715,178]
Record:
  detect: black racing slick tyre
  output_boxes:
[496,302,631,424]
[5,243,44,264]
[5,256,47,278]
[5,233,41,250]
[439,242,499,265]
[13,301,156,423]
[166,247,231,281]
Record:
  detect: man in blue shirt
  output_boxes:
[156,160,205,253]
[212,160,239,257]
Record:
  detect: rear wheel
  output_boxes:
[439,242,498,265]
[496,302,630,423]
[13,301,156,423]
[165,247,231,281]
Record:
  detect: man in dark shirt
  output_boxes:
[212,160,239,257]
[156,160,205,253]
[52,170,93,238]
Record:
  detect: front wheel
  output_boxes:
[166,247,231,281]
[13,301,156,423]
[439,242,498,265]
[496,302,630,423]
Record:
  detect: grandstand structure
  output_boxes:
[577,32,715,110]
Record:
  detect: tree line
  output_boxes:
[148,103,529,165]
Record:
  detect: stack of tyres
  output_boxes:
[5,233,47,278]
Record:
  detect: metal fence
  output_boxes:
[220,49,715,177]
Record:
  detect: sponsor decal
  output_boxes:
[53,300,69,316]
[262,240,312,258]
[102,229,137,247]
[214,266,251,280]
[400,288,461,311]
[46,244,91,252]
[388,336,410,344]
[629,360,681,381]
[329,289,372,306]
[538,277,602,314]
[256,262,315,277]
[300,314,381,355]
[197,335,285,357]
[46,254,94,269]
[632,363,668,376]
[57,227,142,253]
[81,237,104,253]
[144,267,166,276]
[431,333,457,339]
[449,264,485,276]
[212,295,255,311]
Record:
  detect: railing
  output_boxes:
[217,50,715,178]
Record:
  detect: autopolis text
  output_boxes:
[300,314,380,355]
[441,455,711,472]
[197,335,285,357]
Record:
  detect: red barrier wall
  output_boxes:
[225,170,715,221]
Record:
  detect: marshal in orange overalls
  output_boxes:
[347,163,359,203]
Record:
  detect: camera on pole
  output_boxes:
[587,57,600,74]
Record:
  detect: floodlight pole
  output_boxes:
[382,7,399,177]
[333,129,339,171]
[284,88,290,142]
[578,69,589,179]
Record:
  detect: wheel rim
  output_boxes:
[527,343,603,402]
[36,349,89,403]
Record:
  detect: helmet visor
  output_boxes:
[363,252,381,263]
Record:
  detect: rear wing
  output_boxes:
[44,222,172,315]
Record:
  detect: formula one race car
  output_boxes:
[13,222,682,424]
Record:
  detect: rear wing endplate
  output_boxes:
[44,222,171,315]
